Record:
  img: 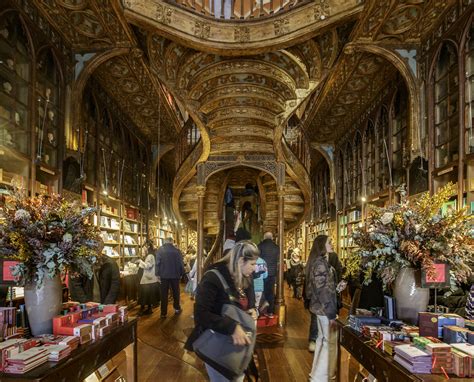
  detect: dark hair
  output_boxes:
[235,227,251,243]
[306,235,329,279]
[309,235,328,259]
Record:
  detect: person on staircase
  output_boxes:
[306,235,338,382]
[258,231,280,318]
[155,237,185,318]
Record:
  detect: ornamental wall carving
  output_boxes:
[123,0,362,55]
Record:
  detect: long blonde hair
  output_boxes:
[217,240,259,290]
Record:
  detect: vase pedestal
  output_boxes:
[24,275,62,336]
[393,268,429,325]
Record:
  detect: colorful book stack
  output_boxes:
[394,344,432,374]
[3,347,49,374]
[383,340,406,356]
[451,343,473,377]
[444,326,471,344]
[425,343,452,374]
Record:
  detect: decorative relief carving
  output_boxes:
[155,4,173,25]
[234,26,250,43]
[194,21,211,39]
[313,0,330,21]
[274,18,290,36]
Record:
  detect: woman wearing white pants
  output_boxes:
[305,235,338,381]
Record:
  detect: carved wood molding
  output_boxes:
[302,0,463,146]
[123,0,362,56]
[196,154,284,185]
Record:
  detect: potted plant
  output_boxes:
[345,183,474,323]
[0,190,103,335]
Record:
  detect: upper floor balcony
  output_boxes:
[165,0,311,21]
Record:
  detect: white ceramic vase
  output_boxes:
[393,267,429,325]
[24,275,62,336]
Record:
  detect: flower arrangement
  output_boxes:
[345,183,474,288]
[0,191,103,288]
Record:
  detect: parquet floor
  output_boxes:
[113,286,350,381]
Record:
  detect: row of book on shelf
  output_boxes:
[349,309,474,378]
[0,302,128,375]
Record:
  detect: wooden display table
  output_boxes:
[337,319,467,382]
[0,318,138,382]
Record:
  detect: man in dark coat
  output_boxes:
[69,255,120,304]
[155,237,185,318]
[258,231,280,317]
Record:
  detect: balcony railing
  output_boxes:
[165,0,311,20]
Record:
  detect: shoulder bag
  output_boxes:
[192,269,256,379]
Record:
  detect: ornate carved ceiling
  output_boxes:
[146,29,341,156]
[123,0,362,55]
[28,0,181,143]
[21,0,463,155]
[302,0,459,144]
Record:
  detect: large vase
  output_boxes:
[393,267,429,325]
[24,275,62,336]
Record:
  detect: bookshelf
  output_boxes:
[122,204,143,263]
[338,209,362,259]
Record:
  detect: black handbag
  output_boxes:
[192,269,257,379]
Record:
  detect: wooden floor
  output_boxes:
[113,286,350,381]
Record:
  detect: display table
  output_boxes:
[337,319,467,382]
[0,318,138,382]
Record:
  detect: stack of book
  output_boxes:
[394,344,432,374]
[383,340,406,356]
[444,326,470,344]
[425,343,452,374]
[348,315,381,333]
[38,334,80,351]
[0,338,24,370]
[44,344,71,362]
[3,347,49,374]
[451,343,473,377]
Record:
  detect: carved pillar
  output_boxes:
[276,185,286,326]
[196,185,206,282]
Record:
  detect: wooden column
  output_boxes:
[196,185,206,282]
[276,185,286,326]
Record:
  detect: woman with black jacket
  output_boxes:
[185,241,259,382]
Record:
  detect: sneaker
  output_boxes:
[308,341,316,352]
[175,309,182,315]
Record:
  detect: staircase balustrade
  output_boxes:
[176,121,201,171]
[283,123,311,171]
[204,220,224,269]
[164,0,310,20]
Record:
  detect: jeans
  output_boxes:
[263,275,276,314]
[160,278,181,316]
[309,312,318,342]
[205,363,244,382]
[309,315,338,382]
